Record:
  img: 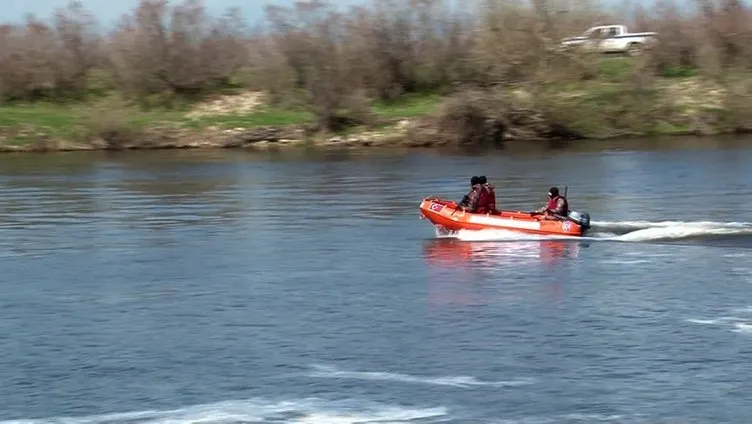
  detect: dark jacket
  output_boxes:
[459,184,482,211]
[477,183,496,214]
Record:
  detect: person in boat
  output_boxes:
[536,186,568,219]
[458,176,482,212]
[476,175,497,214]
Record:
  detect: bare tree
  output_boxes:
[52,1,101,98]
[2,0,752,127]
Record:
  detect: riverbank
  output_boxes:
[0,73,747,154]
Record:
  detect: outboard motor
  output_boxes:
[567,210,591,231]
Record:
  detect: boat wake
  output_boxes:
[591,220,752,243]
[0,398,448,424]
[305,364,534,388]
[437,220,752,245]
[686,305,752,335]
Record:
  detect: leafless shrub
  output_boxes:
[2,0,752,138]
[53,1,101,98]
[105,0,249,106]
[433,89,503,145]
[77,96,145,149]
[0,2,100,102]
[718,73,752,131]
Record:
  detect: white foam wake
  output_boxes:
[686,306,752,335]
[492,413,630,424]
[0,398,448,424]
[440,220,752,243]
[592,220,752,242]
[306,364,534,388]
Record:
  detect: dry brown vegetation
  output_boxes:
[2,0,752,146]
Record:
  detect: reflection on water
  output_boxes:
[423,239,587,307]
[423,238,584,268]
[0,152,105,176]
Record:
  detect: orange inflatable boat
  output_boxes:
[418,197,592,237]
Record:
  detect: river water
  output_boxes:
[1,137,752,423]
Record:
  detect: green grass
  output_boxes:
[573,56,699,83]
[0,104,79,129]
[184,107,314,128]
[0,93,443,149]
[181,92,443,129]
[0,64,723,150]
[371,92,442,118]
[598,56,635,81]
[0,103,86,144]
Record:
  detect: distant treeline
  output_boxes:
[1,0,750,130]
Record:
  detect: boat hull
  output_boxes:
[418,197,589,237]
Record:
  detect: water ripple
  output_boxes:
[2,149,752,423]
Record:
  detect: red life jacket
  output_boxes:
[484,185,496,213]
[546,195,569,215]
[476,188,490,213]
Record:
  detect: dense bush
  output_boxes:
[1,0,752,133]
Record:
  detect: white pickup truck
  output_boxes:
[559,25,657,57]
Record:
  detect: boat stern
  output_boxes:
[567,210,592,235]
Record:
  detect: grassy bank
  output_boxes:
[3,0,752,152]
[0,91,445,151]
[0,58,747,153]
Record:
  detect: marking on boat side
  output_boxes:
[562,221,572,231]
[467,214,541,230]
[429,202,445,213]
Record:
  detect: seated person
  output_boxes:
[476,175,497,214]
[458,176,482,212]
[536,186,568,219]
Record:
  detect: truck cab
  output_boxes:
[583,25,626,39]
[560,24,657,56]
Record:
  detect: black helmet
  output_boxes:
[471,176,480,185]
[549,187,559,197]
[478,175,487,184]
